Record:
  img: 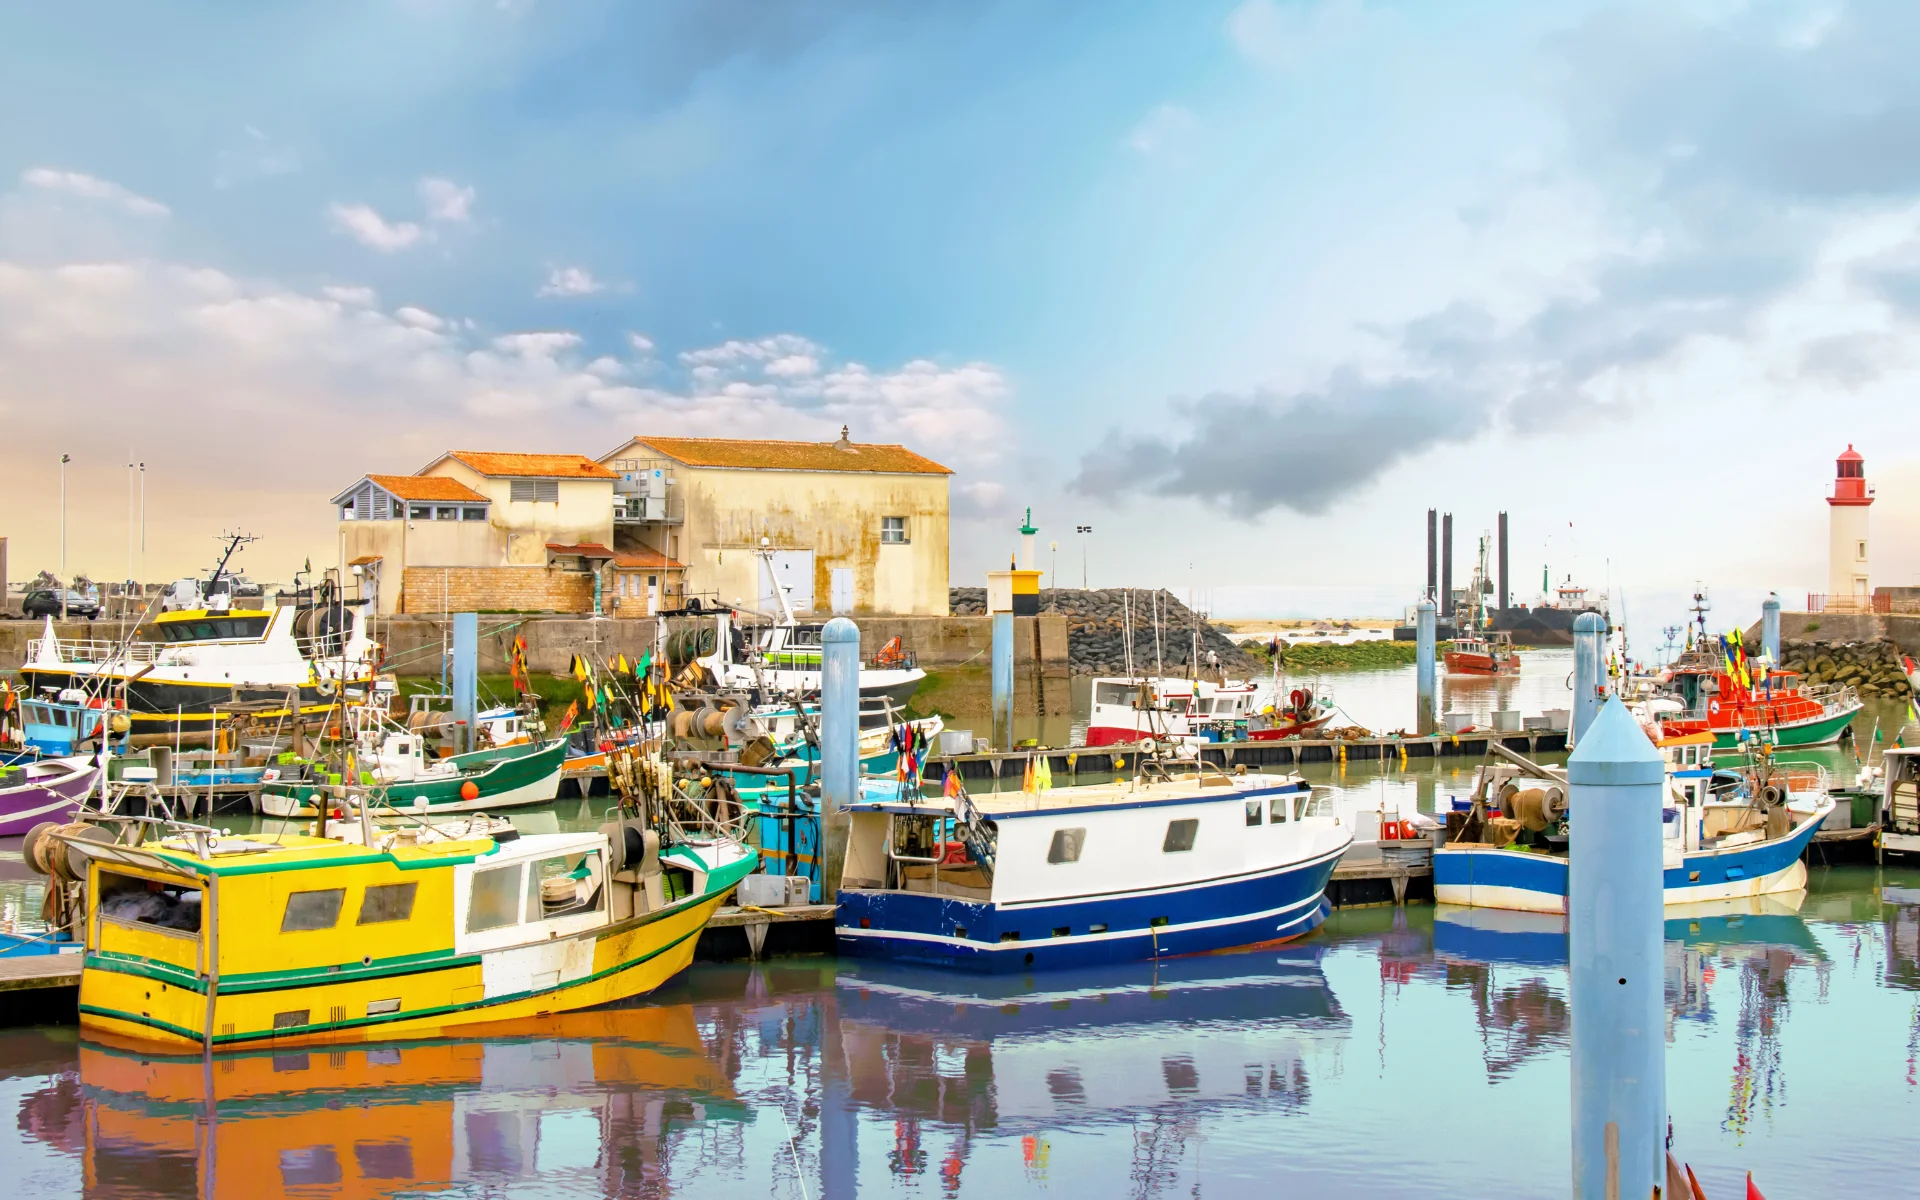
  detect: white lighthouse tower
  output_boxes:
[1827,444,1873,608]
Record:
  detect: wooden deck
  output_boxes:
[0,954,81,993]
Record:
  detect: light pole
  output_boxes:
[59,453,70,620]
[127,458,135,609]
[1076,525,1092,590]
[138,462,146,588]
[1048,540,1058,610]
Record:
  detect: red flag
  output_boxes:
[1746,1172,1765,1200]
[558,700,580,733]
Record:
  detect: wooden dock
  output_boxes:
[0,954,81,993]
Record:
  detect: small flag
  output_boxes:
[558,700,580,732]
[943,767,961,799]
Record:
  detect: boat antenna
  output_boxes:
[206,530,257,593]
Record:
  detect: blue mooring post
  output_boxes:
[991,611,1014,750]
[1762,592,1782,667]
[1567,695,1666,1199]
[1415,598,1437,736]
[451,612,477,754]
[820,617,861,901]
[1571,612,1606,748]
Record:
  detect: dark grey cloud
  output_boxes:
[1070,372,1486,518]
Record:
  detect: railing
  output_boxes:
[27,638,164,665]
[1805,593,1888,614]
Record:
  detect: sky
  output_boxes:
[5,0,1920,636]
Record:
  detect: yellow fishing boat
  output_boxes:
[43,802,754,1051]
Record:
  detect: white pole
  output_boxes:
[59,453,70,620]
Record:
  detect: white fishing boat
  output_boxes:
[835,762,1351,972]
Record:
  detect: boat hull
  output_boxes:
[78,856,755,1051]
[0,759,100,836]
[16,667,349,738]
[835,846,1344,973]
[1442,651,1519,676]
[1433,805,1829,912]
[1708,703,1858,749]
[258,740,567,818]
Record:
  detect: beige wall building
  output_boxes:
[598,429,951,616]
[332,451,621,614]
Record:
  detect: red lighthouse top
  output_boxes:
[1830,444,1872,506]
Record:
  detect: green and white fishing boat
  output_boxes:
[257,733,566,817]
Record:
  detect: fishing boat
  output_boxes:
[1655,639,1860,749]
[0,755,101,836]
[1433,731,1832,914]
[257,732,566,817]
[834,761,1350,971]
[1085,677,1267,747]
[33,746,756,1051]
[1444,629,1521,676]
[17,581,380,742]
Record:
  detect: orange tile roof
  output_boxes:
[612,546,685,570]
[367,474,488,503]
[545,542,616,559]
[621,436,951,475]
[446,451,617,480]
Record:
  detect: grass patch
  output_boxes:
[395,672,587,713]
[1254,639,1476,673]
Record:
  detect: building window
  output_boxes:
[462,507,487,521]
[409,504,430,520]
[881,516,908,544]
[340,503,356,521]
[434,506,457,521]
[1858,540,1868,560]
[511,479,560,503]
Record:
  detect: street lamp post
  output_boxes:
[1076,525,1092,590]
[59,453,70,620]
[1048,540,1059,610]
[138,462,146,587]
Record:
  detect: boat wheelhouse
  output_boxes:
[697,613,926,713]
[834,766,1350,972]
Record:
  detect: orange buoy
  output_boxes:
[460,780,480,801]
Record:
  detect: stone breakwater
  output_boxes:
[1778,639,1913,698]
[948,587,1256,677]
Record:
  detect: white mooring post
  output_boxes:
[820,616,861,901]
[1762,593,1782,666]
[1567,695,1666,1199]
[1571,611,1607,747]
[1415,598,1436,736]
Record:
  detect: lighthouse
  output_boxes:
[1827,444,1873,608]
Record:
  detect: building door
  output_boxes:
[830,568,854,614]
[759,550,814,614]
[647,574,659,615]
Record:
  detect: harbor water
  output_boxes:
[3,866,1915,1197]
[1,651,1908,1197]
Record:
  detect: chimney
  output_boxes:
[1426,509,1437,601]
[1441,513,1454,620]
[1497,511,1509,612]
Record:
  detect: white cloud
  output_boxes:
[538,266,606,297]
[21,168,169,218]
[322,285,377,307]
[1127,105,1197,157]
[627,332,656,355]
[394,305,445,331]
[1224,0,1366,68]
[417,177,476,223]
[326,202,424,252]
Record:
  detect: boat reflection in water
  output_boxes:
[1432,891,1826,1133]
[15,948,1349,1199]
[18,1007,742,1199]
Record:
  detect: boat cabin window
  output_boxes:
[357,882,418,925]
[1245,800,1263,826]
[1047,828,1085,864]
[1301,791,1334,819]
[527,852,607,919]
[152,614,271,642]
[1270,793,1293,823]
[1093,683,1134,706]
[467,863,526,932]
[98,870,202,933]
[1163,818,1199,853]
[281,888,346,932]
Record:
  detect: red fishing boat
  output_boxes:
[1444,629,1521,676]
[1656,631,1862,750]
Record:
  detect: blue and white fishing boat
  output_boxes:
[834,764,1351,971]
[1433,731,1832,914]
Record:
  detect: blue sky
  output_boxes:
[5,1,1920,630]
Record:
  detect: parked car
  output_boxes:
[21,589,100,620]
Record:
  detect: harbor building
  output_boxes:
[1827,444,1873,611]
[332,451,619,615]
[598,429,952,616]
